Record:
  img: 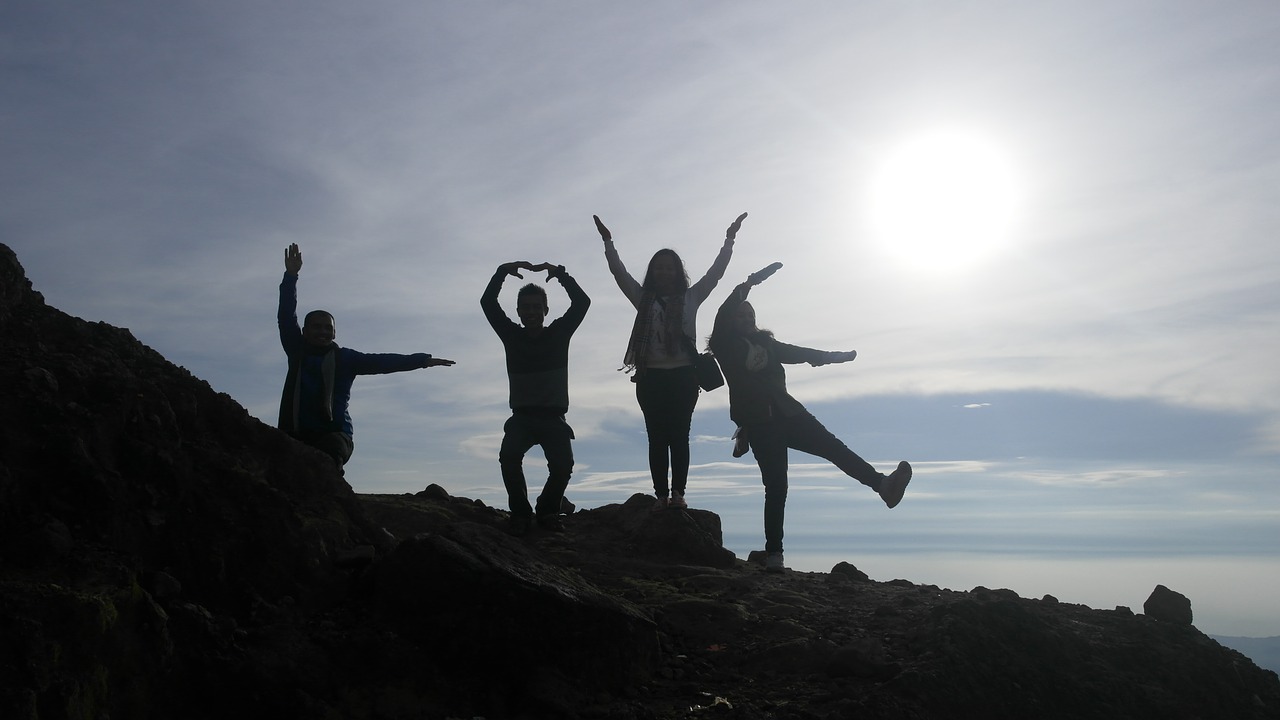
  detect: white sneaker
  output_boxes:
[651,496,669,512]
[765,552,786,573]
[669,492,688,509]
[879,461,912,509]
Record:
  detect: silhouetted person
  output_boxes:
[709,262,912,573]
[482,261,590,536]
[594,212,746,512]
[278,243,454,468]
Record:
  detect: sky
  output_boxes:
[3,1,1279,637]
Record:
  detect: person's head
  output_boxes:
[516,284,549,329]
[302,310,336,347]
[733,301,759,336]
[642,249,689,295]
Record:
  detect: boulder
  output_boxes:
[1144,584,1194,625]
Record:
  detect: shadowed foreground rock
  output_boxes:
[3,241,1279,719]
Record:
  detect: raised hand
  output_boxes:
[593,215,612,243]
[499,261,541,279]
[285,243,303,274]
[424,357,456,367]
[534,262,567,282]
[726,212,748,241]
[747,262,783,286]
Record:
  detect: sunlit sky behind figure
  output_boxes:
[4,1,1279,637]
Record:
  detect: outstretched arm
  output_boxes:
[691,212,748,300]
[349,351,456,376]
[773,342,856,367]
[595,215,643,305]
[712,262,782,339]
[806,350,857,367]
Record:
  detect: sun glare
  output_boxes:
[866,129,1023,274]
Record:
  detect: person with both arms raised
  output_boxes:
[277,243,455,469]
[594,212,747,512]
[482,260,590,536]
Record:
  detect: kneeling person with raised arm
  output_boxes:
[277,243,455,469]
[482,261,591,536]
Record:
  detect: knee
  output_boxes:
[547,453,575,477]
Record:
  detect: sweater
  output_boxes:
[481,267,590,413]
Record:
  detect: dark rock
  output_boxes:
[1144,584,1194,625]
[374,522,659,695]
[826,637,900,680]
[830,561,870,581]
[3,241,1280,720]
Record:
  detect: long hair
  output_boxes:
[641,248,690,293]
[711,300,773,349]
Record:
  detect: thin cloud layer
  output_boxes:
[3,1,1279,635]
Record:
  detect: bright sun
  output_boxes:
[866,129,1023,273]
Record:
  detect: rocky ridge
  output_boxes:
[2,242,1279,719]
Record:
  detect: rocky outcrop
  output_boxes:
[1145,583,1194,625]
[2,241,1279,719]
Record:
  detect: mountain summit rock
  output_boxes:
[3,242,1278,719]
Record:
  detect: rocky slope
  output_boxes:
[3,242,1278,719]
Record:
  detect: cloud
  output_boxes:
[6,0,1280,636]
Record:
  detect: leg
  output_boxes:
[499,415,537,518]
[297,431,355,469]
[636,367,699,497]
[534,416,576,520]
[747,420,789,554]
[636,375,670,497]
[784,413,884,491]
[665,367,699,497]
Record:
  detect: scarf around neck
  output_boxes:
[622,291,685,374]
[292,344,337,429]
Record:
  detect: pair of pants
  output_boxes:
[635,365,699,497]
[746,412,883,553]
[296,430,354,470]
[499,412,575,519]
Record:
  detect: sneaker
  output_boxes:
[732,427,749,458]
[651,496,669,512]
[765,552,786,573]
[507,515,532,537]
[537,514,565,532]
[669,493,688,510]
[879,461,912,509]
